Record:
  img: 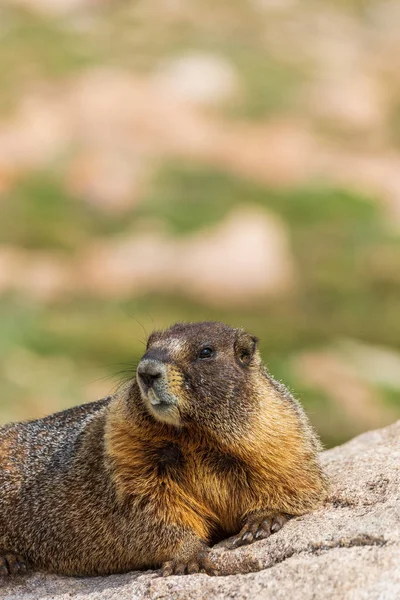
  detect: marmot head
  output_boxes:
[135,321,261,438]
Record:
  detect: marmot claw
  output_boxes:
[230,513,288,548]
[161,551,218,576]
[0,553,28,576]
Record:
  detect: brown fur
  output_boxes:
[0,321,327,576]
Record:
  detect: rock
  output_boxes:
[339,340,400,389]
[304,73,387,130]
[179,206,295,304]
[0,94,69,177]
[152,53,240,107]
[2,420,400,599]
[0,70,317,200]
[66,150,145,212]
[0,246,73,302]
[79,206,296,306]
[294,345,397,432]
[6,0,103,16]
[316,150,400,228]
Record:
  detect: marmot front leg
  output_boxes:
[0,552,29,576]
[230,511,288,548]
[161,535,218,577]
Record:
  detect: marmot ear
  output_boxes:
[234,329,259,366]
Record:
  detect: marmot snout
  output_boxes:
[0,321,328,577]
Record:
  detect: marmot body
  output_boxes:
[0,322,327,576]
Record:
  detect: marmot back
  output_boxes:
[0,321,327,577]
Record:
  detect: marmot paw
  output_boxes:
[230,513,288,548]
[0,553,28,576]
[161,551,218,577]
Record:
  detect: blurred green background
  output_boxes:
[1,0,400,447]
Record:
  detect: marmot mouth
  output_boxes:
[147,389,175,407]
[145,392,181,426]
[136,356,182,425]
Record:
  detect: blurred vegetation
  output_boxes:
[1,163,400,446]
[0,0,400,447]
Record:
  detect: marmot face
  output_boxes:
[136,321,260,437]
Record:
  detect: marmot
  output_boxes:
[0,321,327,577]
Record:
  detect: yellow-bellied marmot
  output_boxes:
[0,321,327,577]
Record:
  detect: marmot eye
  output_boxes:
[198,347,214,359]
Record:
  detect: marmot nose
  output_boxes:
[137,360,164,390]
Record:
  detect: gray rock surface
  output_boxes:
[2,420,399,600]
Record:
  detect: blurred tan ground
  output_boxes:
[0,0,399,446]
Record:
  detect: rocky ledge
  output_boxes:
[2,420,400,600]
